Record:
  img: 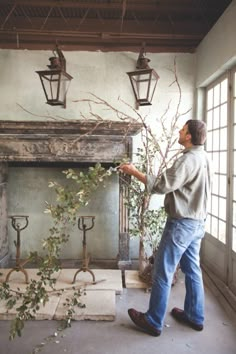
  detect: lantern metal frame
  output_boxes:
[36,45,73,108]
[127,45,160,106]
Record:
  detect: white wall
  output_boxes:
[0,50,195,124]
[0,49,196,260]
[196,0,236,87]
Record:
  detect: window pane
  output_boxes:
[213,107,220,129]
[206,131,212,151]
[214,84,220,106]
[220,127,227,150]
[207,110,213,130]
[212,174,218,195]
[219,220,226,243]
[212,129,219,151]
[212,195,219,217]
[221,78,228,104]
[212,152,219,173]
[220,103,227,127]
[207,88,213,109]
[219,152,227,174]
[218,197,226,221]
[219,175,227,198]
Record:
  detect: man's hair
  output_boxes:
[186,119,207,145]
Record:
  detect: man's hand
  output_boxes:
[119,163,147,185]
[119,163,137,175]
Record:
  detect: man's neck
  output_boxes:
[182,142,193,149]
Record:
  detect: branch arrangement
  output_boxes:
[0,59,191,350]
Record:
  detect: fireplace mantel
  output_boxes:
[0,120,142,135]
[0,120,142,163]
[0,120,142,269]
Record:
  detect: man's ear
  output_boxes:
[186,133,192,142]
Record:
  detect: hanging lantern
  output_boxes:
[127,45,159,106]
[36,45,73,108]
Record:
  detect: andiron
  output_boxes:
[5,215,29,284]
[72,216,96,284]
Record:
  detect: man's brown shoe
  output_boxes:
[128,308,161,337]
[171,307,203,331]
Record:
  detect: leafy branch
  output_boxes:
[0,163,115,341]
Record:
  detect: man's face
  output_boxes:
[178,124,191,146]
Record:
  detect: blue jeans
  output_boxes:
[145,217,205,331]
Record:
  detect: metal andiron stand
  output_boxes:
[72,216,96,284]
[5,215,29,284]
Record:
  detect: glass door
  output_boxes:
[203,68,236,296]
[204,75,228,282]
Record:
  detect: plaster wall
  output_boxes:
[0,50,195,124]
[0,50,196,261]
[196,0,236,87]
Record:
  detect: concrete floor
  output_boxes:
[0,272,236,354]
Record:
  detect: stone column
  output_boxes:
[118,174,132,270]
[0,162,8,267]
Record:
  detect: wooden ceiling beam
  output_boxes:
[0,31,200,53]
[0,17,206,34]
[0,1,224,15]
[0,40,197,53]
[0,28,203,41]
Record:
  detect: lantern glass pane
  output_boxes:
[38,70,72,106]
[59,72,72,104]
[41,72,61,103]
[129,69,158,106]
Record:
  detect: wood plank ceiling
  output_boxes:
[0,0,232,53]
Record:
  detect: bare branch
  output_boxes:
[16,103,67,121]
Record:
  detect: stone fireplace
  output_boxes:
[0,120,142,269]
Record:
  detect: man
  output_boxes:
[119,119,212,337]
